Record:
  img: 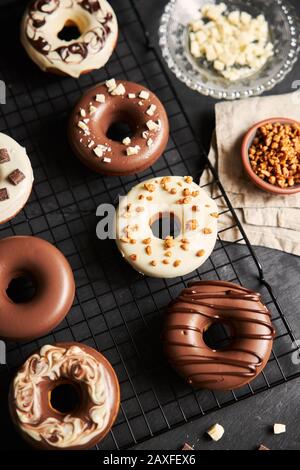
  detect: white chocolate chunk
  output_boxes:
[95,94,105,103]
[103,156,111,163]
[93,146,104,157]
[77,121,89,133]
[147,138,153,147]
[80,108,86,117]
[128,93,136,99]
[139,90,150,100]
[88,140,94,148]
[105,78,117,91]
[273,423,286,435]
[142,131,149,139]
[146,120,160,131]
[122,137,131,145]
[146,104,157,116]
[207,423,224,441]
[83,118,89,124]
[89,105,97,114]
[111,83,126,96]
[126,146,140,156]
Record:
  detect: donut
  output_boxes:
[0,133,34,224]
[0,236,75,342]
[20,0,118,78]
[68,80,169,176]
[162,280,275,391]
[9,342,120,450]
[115,176,218,278]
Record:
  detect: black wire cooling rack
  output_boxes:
[0,0,300,451]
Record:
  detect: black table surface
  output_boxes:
[133,0,300,451]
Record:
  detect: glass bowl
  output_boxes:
[159,0,300,100]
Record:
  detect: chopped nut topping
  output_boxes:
[130,239,136,244]
[249,122,300,188]
[123,137,131,145]
[150,260,157,266]
[207,423,224,442]
[143,238,151,244]
[165,251,172,257]
[192,190,199,197]
[111,83,126,96]
[173,260,181,267]
[164,238,175,249]
[139,90,150,100]
[138,194,144,200]
[196,249,205,257]
[163,259,170,265]
[203,227,213,234]
[146,196,153,201]
[170,188,177,195]
[180,244,189,251]
[95,94,105,103]
[145,246,152,255]
[210,212,219,218]
[192,205,199,212]
[184,176,193,184]
[144,182,156,192]
[186,219,198,230]
[130,254,137,261]
[183,188,190,196]
[120,237,130,243]
[146,104,157,116]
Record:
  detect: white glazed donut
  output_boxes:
[115,176,218,278]
[20,0,118,78]
[0,133,34,224]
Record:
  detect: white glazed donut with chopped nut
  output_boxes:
[115,176,218,278]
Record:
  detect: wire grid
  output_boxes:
[0,0,299,450]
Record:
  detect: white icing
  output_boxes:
[115,176,218,278]
[20,0,118,78]
[13,344,116,448]
[0,133,34,223]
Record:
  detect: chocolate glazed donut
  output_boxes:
[0,236,75,342]
[162,281,275,391]
[68,80,169,176]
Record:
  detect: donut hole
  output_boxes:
[50,382,81,415]
[150,212,181,240]
[57,20,82,41]
[6,274,37,304]
[203,322,233,351]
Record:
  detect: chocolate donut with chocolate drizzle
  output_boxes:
[163,281,275,391]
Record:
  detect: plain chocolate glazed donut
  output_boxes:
[9,342,120,450]
[0,236,75,342]
[162,280,275,391]
[68,80,169,175]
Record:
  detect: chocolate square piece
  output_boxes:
[0,148,10,163]
[0,188,9,201]
[8,169,25,186]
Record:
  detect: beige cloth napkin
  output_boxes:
[201,92,300,256]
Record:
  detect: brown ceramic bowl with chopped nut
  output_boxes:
[241,118,300,195]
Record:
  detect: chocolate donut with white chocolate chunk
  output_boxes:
[68,80,169,175]
[163,281,275,390]
[9,342,120,450]
[0,133,34,224]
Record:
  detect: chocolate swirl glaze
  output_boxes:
[25,0,113,64]
[162,281,275,391]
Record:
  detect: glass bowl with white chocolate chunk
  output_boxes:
[159,0,300,100]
